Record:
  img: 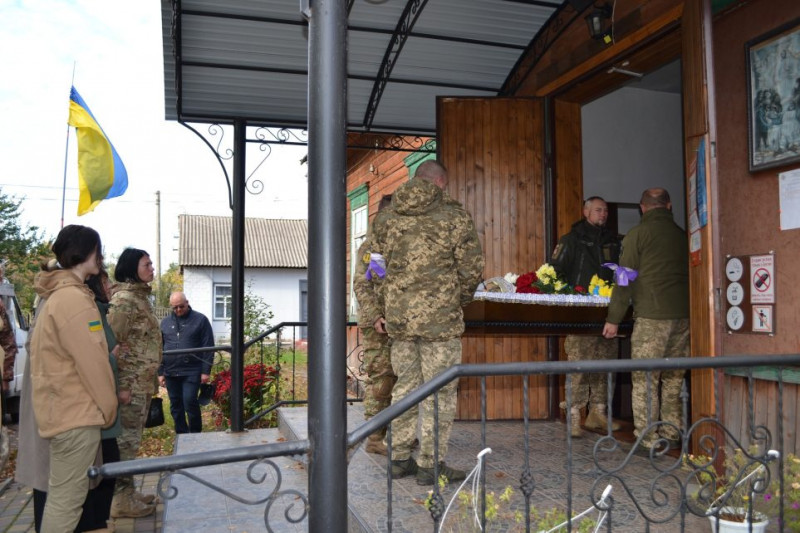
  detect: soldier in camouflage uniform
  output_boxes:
[371,161,484,485]
[108,248,162,518]
[550,197,621,437]
[353,195,396,456]
[603,188,689,451]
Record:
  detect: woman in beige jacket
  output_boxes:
[29,225,117,533]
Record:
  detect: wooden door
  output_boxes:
[681,0,720,442]
[437,97,549,420]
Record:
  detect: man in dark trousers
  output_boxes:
[158,291,215,433]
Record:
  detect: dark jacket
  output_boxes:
[606,208,689,324]
[158,307,215,377]
[549,218,621,288]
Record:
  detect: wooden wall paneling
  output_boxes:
[439,97,547,420]
[554,100,584,246]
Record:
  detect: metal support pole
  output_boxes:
[307,0,348,530]
[230,118,246,432]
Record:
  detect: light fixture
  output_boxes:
[585,3,612,44]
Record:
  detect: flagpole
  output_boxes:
[61,63,76,228]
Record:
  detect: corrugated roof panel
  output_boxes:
[179,215,308,268]
[181,15,308,69]
[163,0,561,133]
[181,67,308,124]
[391,37,522,87]
[370,83,495,133]
[416,0,557,45]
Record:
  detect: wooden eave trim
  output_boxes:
[534,3,685,97]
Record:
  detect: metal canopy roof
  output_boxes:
[161,0,562,135]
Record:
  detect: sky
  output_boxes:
[0,1,309,272]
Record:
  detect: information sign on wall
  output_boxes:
[724,252,776,335]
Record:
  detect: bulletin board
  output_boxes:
[724,252,776,335]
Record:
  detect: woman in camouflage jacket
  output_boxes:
[107,248,162,518]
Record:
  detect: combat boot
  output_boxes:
[110,491,155,519]
[569,407,583,438]
[365,431,388,455]
[584,403,621,432]
[416,462,466,486]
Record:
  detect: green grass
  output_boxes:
[278,349,307,365]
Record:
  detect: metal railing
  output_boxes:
[98,341,800,532]
[161,321,365,428]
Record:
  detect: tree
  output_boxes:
[154,262,184,307]
[0,188,53,313]
[243,281,274,342]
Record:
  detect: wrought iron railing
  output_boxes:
[162,321,365,428]
[98,343,800,532]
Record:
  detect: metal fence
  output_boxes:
[97,338,800,532]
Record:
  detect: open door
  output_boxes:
[437,96,550,420]
[681,0,720,444]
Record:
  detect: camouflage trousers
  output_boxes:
[389,337,461,469]
[114,374,157,494]
[630,317,690,443]
[361,327,397,420]
[564,335,618,408]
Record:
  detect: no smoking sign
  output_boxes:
[750,255,775,304]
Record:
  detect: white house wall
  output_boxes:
[183,266,307,341]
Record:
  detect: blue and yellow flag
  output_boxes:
[68,87,128,215]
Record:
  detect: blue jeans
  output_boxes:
[165,375,202,433]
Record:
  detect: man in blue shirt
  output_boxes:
[158,292,215,433]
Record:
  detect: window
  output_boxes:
[347,184,369,319]
[214,284,232,320]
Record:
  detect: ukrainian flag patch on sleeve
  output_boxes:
[88,320,103,332]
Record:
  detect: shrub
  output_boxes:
[211,363,280,429]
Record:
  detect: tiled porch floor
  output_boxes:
[0,406,716,532]
[159,405,710,532]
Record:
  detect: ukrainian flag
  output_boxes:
[68,87,128,215]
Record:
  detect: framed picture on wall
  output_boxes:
[746,17,800,172]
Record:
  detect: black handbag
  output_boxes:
[145,397,165,428]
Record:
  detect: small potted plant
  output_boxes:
[760,452,800,531]
[683,447,778,532]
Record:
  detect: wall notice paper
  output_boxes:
[779,168,800,230]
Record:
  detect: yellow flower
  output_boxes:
[599,285,613,298]
[554,280,565,291]
[536,263,557,283]
[362,252,371,264]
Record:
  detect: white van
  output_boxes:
[0,282,28,422]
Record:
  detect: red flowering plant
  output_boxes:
[211,363,281,429]
[515,263,586,295]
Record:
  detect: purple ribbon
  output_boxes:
[602,263,638,286]
[366,260,386,281]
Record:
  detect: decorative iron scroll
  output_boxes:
[500,3,580,96]
[585,376,776,529]
[250,127,309,146]
[348,133,435,153]
[156,458,309,533]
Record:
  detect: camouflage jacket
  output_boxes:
[353,235,385,328]
[371,178,484,341]
[108,282,163,390]
[0,300,17,382]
